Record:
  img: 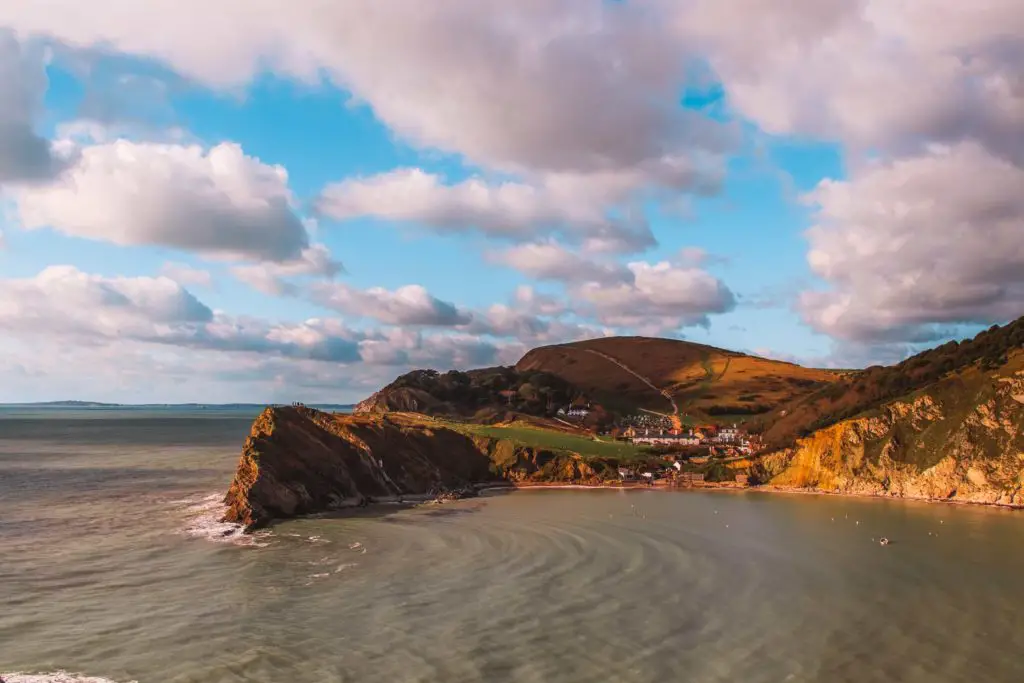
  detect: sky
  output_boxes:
[0,1,1021,404]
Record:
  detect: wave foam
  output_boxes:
[176,493,271,548]
[1,672,136,683]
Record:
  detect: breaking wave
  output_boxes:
[174,493,271,548]
[0,672,136,683]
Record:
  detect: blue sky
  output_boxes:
[0,1,1020,403]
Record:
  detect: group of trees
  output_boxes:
[388,367,580,417]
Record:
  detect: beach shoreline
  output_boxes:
[474,480,1024,510]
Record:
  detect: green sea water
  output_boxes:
[2,408,1023,682]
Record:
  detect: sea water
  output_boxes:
[2,408,1024,683]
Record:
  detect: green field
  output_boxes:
[444,422,644,459]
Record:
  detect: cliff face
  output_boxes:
[223,407,616,529]
[755,364,1024,505]
[223,407,499,529]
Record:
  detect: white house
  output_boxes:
[718,424,742,443]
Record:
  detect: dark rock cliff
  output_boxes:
[223,406,612,529]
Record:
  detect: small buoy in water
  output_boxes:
[725,524,729,528]
[879,537,890,546]
[940,520,944,524]
[856,521,860,525]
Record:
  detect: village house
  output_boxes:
[716,424,742,443]
[564,399,591,419]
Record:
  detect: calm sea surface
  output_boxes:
[3,408,1024,683]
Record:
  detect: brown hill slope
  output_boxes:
[752,317,1024,450]
[515,336,842,419]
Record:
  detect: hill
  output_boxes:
[752,318,1024,450]
[515,336,843,422]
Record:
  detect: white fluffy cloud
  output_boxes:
[488,242,631,285]
[4,2,732,257]
[231,245,343,296]
[159,262,214,289]
[0,265,364,362]
[0,1,728,173]
[799,142,1024,342]
[310,281,472,327]
[512,285,567,317]
[492,242,736,332]
[11,140,314,263]
[577,260,736,332]
[0,30,61,183]
[317,168,661,252]
[358,329,507,370]
[30,3,722,162]
[676,0,1024,163]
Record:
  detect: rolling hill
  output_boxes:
[515,336,844,421]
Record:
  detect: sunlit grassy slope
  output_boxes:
[516,337,843,420]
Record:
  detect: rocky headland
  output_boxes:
[222,406,617,530]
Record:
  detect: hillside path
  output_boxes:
[580,349,679,417]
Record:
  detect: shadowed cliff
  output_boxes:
[223,406,614,529]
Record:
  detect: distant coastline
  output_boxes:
[0,401,357,411]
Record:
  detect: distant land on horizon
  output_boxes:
[1,401,357,410]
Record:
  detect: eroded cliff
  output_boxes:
[754,361,1024,505]
[223,406,617,529]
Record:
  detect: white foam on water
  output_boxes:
[1,672,136,683]
[335,563,358,573]
[174,493,271,548]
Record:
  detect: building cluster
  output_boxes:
[623,423,761,455]
[616,461,710,485]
